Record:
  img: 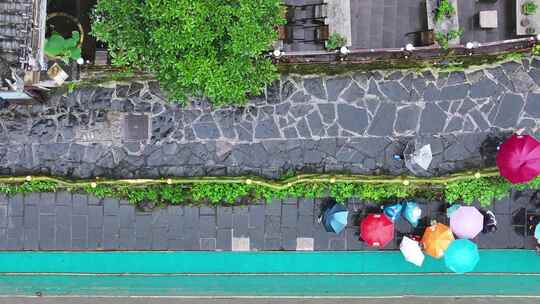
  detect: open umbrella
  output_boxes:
[400,236,425,266]
[360,213,394,247]
[421,223,454,258]
[322,202,349,234]
[444,239,480,273]
[450,206,484,239]
[496,134,540,184]
[405,143,433,175]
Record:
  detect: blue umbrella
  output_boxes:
[322,203,349,234]
[535,224,540,241]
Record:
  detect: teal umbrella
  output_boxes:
[444,239,480,273]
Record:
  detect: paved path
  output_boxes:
[0,297,536,304]
[1,59,540,178]
[0,297,537,304]
[0,190,535,251]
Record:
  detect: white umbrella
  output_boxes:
[400,236,425,267]
[405,143,433,173]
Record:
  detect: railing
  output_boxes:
[274,37,537,66]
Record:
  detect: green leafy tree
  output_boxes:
[92,0,284,106]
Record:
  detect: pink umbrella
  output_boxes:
[450,206,484,239]
[496,134,540,184]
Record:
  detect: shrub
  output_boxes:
[434,0,456,23]
[435,28,463,50]
[523,2,538,15]
[92,0,284,106]
[325,33,347,50]
[5,171,540,208]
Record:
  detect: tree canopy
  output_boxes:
[92,0,284,106]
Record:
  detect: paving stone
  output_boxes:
[470,78,499,99]
[337,104,369,134]
[469,110,490,131]
[200,215,217,237]
[7,216,23,250]
[200,238,216,251]
[265,215,281,238]
[419,103,447,134]
[88,227,103,248]
[216,229,232,250]
[88,205,104,228]
[264,237,282,250]
[379,81,409,101]
[8,194,23,217]
[254,118,280,139]
[249,227,265,250]
[326,76,351,101]
[340,81,365,103]
[232,237,250,251]
[119,205,135,228]
[303,77,326,100]
[103,198,119,216]
[118,228,136,249]
[72,215,87,240]
[0,206,7,229]
[39,214,55,250]
[524,93,540,118]
[135,214,152,239]
[103,215,119,249]
[318,104,335,124]
[151,227,168,250]
[367,103,396,136]
[394,105,421,133]
[440,84,469,100]
[444,116,463,133]
[23,228,39,250]
[282,204,298,228]
[0,229,7,250]
[422,83,440,101]
[307,111,324,136]
[136,237,152,250]
[281,227,297,250]
[249,205,265,228]
[329,238,346,250]
[493,94,524,128]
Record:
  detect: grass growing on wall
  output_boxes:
[0,167,536,208]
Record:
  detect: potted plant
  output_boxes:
[45,12,84,63]
[522,1,538,15]
[325,33,347,50]
[434,0,456,23]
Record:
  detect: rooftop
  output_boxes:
[0,0,46,89]
[282,0,518,51]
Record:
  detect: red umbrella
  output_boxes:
[496,134,540,184]
[360,213,394,247]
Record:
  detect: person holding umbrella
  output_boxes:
[318,198,349,235]
[496,128,540,184]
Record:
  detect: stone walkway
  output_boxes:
[1,59,540,178]
[0,190,536,251]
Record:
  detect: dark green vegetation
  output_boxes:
[91,0,284,106]
[0,168,538,208]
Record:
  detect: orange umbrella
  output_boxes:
[421,223,454,258]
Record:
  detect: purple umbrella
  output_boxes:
[449,206,484,239]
